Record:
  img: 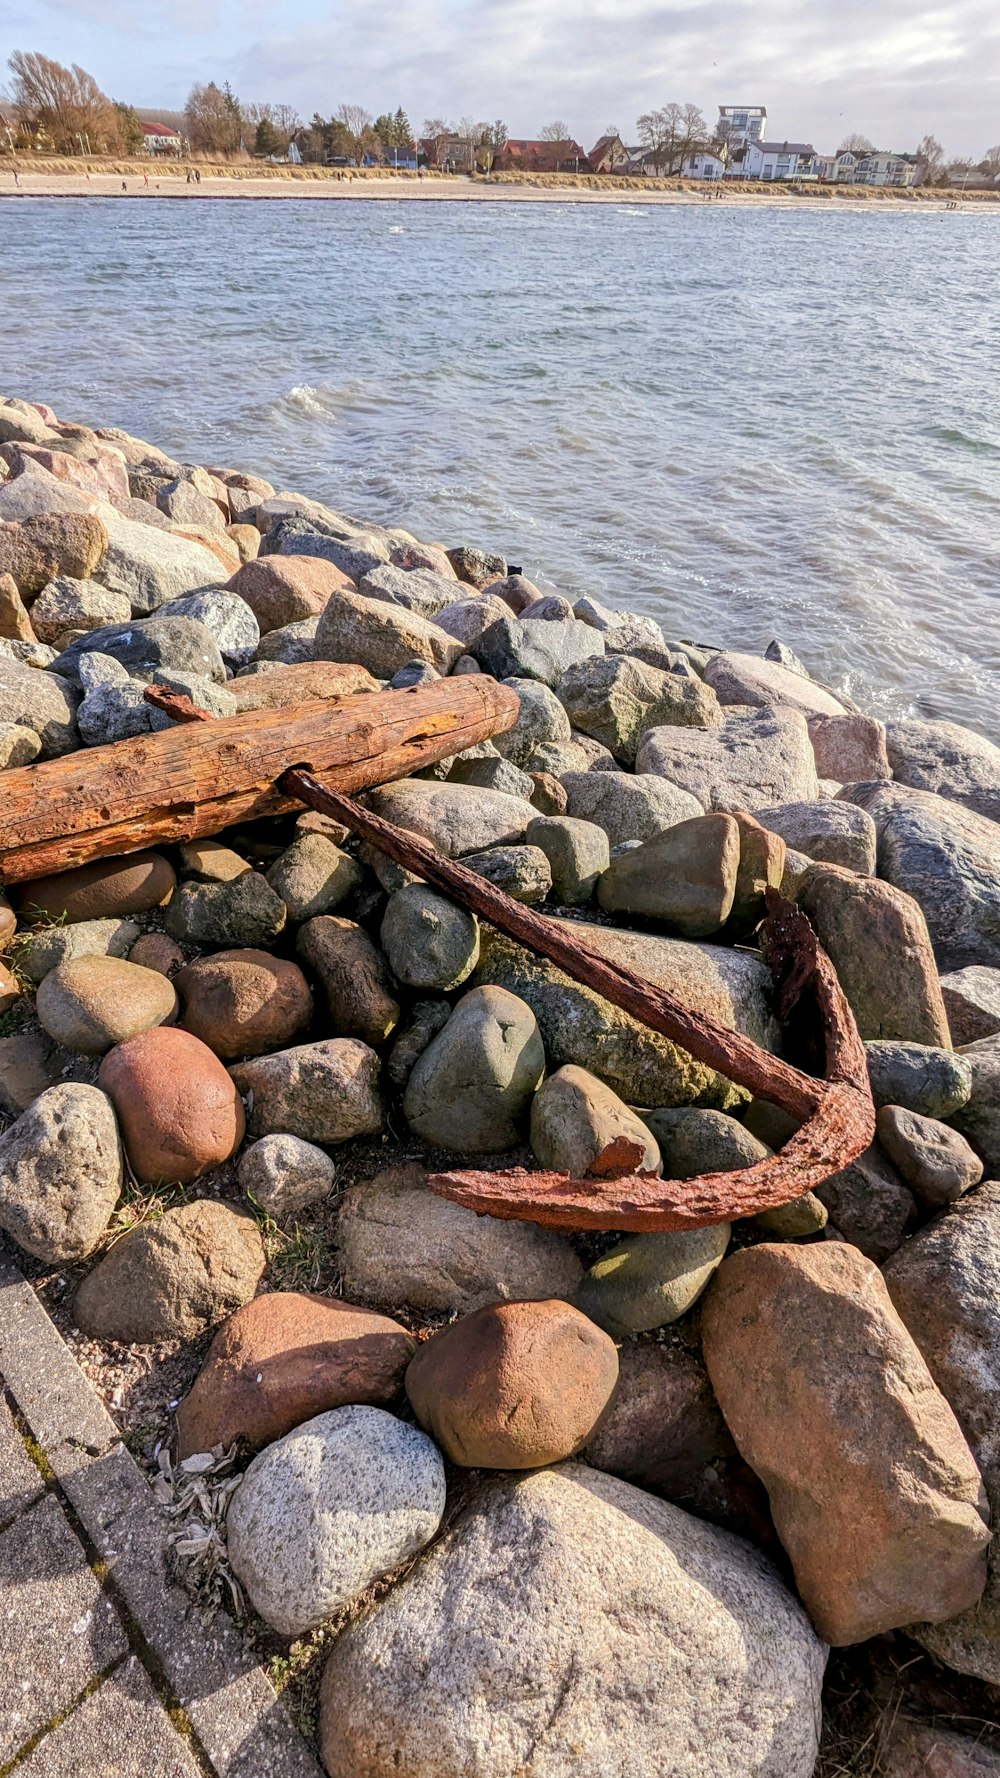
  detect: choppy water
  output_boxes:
[2,196,998,735]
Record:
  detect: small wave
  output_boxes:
[270,381,384,422]
[388,225,405,234]
[625,207,648,217]
[925,424,1000,454]
[284,383,332,416]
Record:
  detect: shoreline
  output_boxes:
[2,388,1000,1773]
[2,169,996,210]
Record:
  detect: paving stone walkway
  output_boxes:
[0,1250,325,1778]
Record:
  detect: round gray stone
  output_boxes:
[0,1083,122,1262]
[238,1133,337,1219]
[381,886,480,991]
[227,1405,446,1637]
[403,986,545,1152]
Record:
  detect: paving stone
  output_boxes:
[0,1256,324,1778]
[0,1492,127,1765]
[0,1387,43,1526]
[0,1258,119,1470]
[18,1655,203,1778]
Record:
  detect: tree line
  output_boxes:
[3,51,998,182]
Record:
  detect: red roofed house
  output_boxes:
[589,134,631,174]
[141,121,184,156]
[495,138,591,174]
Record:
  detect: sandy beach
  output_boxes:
[1,167,994,210]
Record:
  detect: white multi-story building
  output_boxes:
[833,149,919,187]
[742,139,820,180]
[716,106,767,148]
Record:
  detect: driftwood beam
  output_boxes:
[146,688,876,1233]
[0,676,519,885]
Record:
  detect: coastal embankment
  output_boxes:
[3,163,998,206]
[1,389,1000,1774]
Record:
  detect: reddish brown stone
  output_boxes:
[724,811,786,937]
[227,555,355,632]
[528,771,568,816]
[0,960,19,1013]
[98,1026,246,1184]
[405,1298,619,1469]
[701,1242,989,1645]
[0,573,36,641]
[175,1291,416,1457]
[17,852,177,924]
[799,863,951,1046]
[175,948,313,1060]
[226,522,260,563]
[584,1340,773,1545]
[297,916,399,1046]
[128,932,186,976]
[0,512,108,598]
[4,443,128,503]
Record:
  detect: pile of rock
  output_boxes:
[3,391,1000,1776]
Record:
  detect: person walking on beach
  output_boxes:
[12,169,18,188]
[143,171,149,187]
[121,181,127,192]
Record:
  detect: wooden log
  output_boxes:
[0,677,519,885]
[146,691,877,1233]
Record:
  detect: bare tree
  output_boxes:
[7,50,118,153]
[917,133,945,182]
[455,114,484,172]
[335,103,374,164]
[636,102,706,175]
[980,143,1000,176]
[479,118,507,173]
[421,117,451,167]
[185,81,244,155]
[836,133,875,157]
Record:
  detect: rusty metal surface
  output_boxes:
[146,688,876,1234]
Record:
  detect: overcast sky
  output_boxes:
[4,0,999,157]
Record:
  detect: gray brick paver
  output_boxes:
[0,1492,127,1765]
[17,1654,205,1778]
[0,1386,44,1526]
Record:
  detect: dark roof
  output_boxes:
[755,141,815,155]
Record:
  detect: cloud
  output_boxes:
[4,0,999,156]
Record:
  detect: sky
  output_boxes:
[3,0,1000,158]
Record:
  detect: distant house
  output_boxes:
[382,145,418,169]
[743,139,820,180]
[716,106,767,149]
[495,138,590,174]
[589,134,631,174]
[141,122,184,156]
[682,148,726,180]
[833,149,919,187]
